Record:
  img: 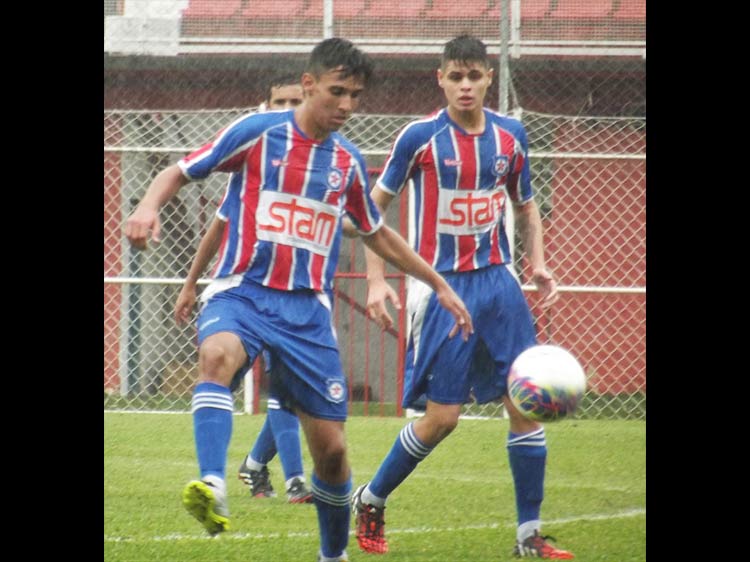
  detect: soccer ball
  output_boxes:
[508,344,586,422]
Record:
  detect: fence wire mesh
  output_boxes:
[104,0,645,419]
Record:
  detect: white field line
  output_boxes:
[104,508,644,543]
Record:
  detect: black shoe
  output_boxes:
[286,477,313,504]
[513,530,574,559]
[237,460,277,498]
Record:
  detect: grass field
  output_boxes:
[104,412,645,561]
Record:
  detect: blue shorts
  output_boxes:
[402,264,537,408]
[197,281,347,421]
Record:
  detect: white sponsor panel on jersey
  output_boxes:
[256,190,339,256]
[436,186,507,235]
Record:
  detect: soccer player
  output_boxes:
[351,35,574,559]
[125,37,473,562]
[174,78,314,504]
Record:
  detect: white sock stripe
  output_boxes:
[399,423,431,459]
[192,393,233,407]
[193,395,234,406]
[191,403,234,414]
[507,428,546,446]
[267,398,280,409]
[311,484,351,507]
[194,390,233,401]
[191,393,234,413]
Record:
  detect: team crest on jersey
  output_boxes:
[326,379,346,403]
[327,167,344,191]
[493,155,510,177]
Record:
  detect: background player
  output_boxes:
[126,37,473,562]
[351,34,574,559]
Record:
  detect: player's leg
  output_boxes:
[269,402,312,503]
[268,287,350,560]
[297,410,351,562]
[183,331,248,535]
[182,288,263,535]
[261,350,312,502]
[238,413,278,498]
[354,278,476,554]
[488,266,573,558]
[352,399,461,554]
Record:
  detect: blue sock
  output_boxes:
[249,417,277,465]
[191,381,234,481]
[268,404,304,481]
[311,473,352,559]
[507,428,547,525]
[369,422,433,500]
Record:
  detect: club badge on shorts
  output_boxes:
[326,379,346,403]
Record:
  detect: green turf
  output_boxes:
[104,413,645,561]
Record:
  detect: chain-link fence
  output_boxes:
[104,0,645,419]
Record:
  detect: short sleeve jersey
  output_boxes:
[179,109,383,292]
[376,108,533,274]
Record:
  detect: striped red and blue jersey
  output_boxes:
[376,108,533,274]
[179,109,383,292]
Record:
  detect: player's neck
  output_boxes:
[447,106,485,134]
[294,107,330,142]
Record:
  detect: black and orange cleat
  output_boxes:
[351,483,388,554]
[513,530,574,559]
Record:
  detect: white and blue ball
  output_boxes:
[508,344,586,422]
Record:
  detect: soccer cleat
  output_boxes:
[351,483,388,554]
[181,479,230,536]
[238,460,277,498]
[513,530,574,559]
[286,477,313,504]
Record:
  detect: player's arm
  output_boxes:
[125,164,190,249]
[175,216,226,325]
[513,198,558,309]
[362,187,400,330]
[361,224,473,341]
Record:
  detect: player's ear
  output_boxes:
[436,67,444,88]
[486,67,494,85]
[301,72,316,95]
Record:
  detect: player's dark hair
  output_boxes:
[441,34,489,69]
[306,37,374,86]
[266,74,300,101]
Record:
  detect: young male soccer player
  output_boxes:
[174,77,314,503]
[351,34,574,559]
[126,37,473,562]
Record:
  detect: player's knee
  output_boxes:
[198,342,236,383]
[419,410,459,444]
[313,441,348,480]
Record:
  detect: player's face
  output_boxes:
[302,67,365,133]
[268,84,304,109]
[438,60,493,114]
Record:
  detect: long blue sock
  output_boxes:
[249,417,277,465]
[368,422,433,500]
[507,428,547,529]
[311,473,351,559]
[191,381,234,481]
[268,403,304,481]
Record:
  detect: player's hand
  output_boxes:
[435,285,474,341]
[531,268,559,310]
[125,206,161,250]
[174,284,197,325]
[366,278,401,330]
